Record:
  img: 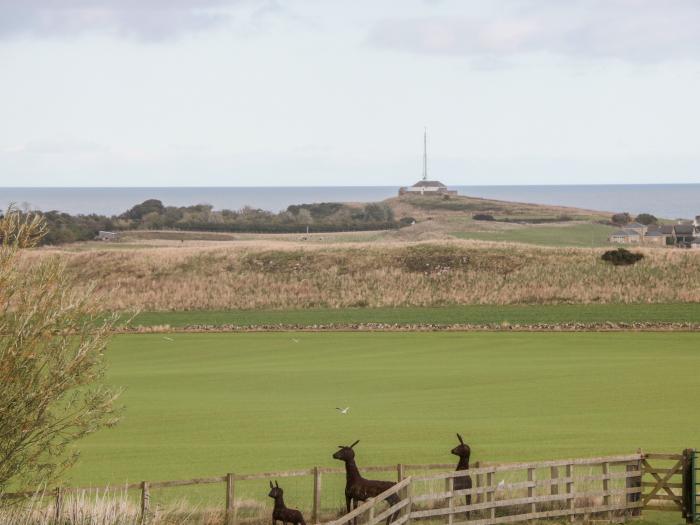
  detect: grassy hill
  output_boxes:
[386,193,610,222]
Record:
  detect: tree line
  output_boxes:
[28,199,409,245]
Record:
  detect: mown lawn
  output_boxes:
[451,223,616,247]
[130,303,700,327]
[63,332,699,524]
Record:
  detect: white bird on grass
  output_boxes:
[163,336,174,342]
[336,407,350,415]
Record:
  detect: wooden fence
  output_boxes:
[3,451,694,525]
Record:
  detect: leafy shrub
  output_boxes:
[601,248,644,266]
[635,213,658,225]
[473,214,495,221]
[611,212,631,226]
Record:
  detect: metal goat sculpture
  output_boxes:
[268,480,306,525]
[451,433,473,513]
[332,440,400,524]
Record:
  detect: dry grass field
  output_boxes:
[24,238,700,311]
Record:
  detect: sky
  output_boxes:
[1,0,699,187]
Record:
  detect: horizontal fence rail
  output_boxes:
[2,451,693,525]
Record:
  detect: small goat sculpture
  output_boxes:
[451,433,473,514]
[333,440,400,524]
[268,480,306,525]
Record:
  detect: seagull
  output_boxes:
[336,407,350,415]
[163,336,174,342]
[291,338,300,343]
[497,480,505,490]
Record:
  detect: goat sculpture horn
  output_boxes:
[275,480,279,488]
[457,433,464,445]
[269,481,274,488]
[350,440,360,448]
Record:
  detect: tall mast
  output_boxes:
[422,127,428,181]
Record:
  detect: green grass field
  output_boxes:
[452,223,616,247]
[130,303,700,328]
[62,331,699,524]
[63,332,700,523]
[73,332,700,478]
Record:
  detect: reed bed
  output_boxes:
[23,241,700,311]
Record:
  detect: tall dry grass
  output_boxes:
[22,241,700,311]
[0,488,220,525]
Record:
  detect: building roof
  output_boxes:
[674,224,695,235]
[644,230,666,237]
[412,180,447,188]
[626,222,646,229]
[660,225,674,234]
[611,229,640,237]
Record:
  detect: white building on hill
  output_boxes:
[399,129,457,196]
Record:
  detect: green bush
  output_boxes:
[601,248,644,266]
[635,213,658,225]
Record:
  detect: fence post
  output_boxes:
[627,451,642,517]
[602,462,611,522]
[682,448,696,524]
[550,467,559,496]
[487,470,495,520]
[405,478,413,525]
[446,476,454,525]
[397,464,404,482]
[475,461,482,504]
[140,481,150,525]
[313,467,322,524]
[53,487,63,524]
[226,473,236,525]
[528,467,536,515]
[566,464,574,523]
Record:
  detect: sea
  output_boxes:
[1,185,699,220]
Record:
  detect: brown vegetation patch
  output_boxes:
[22,241,700,311]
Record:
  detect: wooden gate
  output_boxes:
[641,452,685,512]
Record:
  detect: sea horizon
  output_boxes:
[2,183,700,220]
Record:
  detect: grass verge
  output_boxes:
[129,303,700,328]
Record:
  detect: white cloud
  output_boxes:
[0,0,277,41]
[1,139,108,156]
[368,0,700,63]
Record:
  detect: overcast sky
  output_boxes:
[1,0,699,187]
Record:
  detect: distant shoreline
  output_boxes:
[3,183,700,218]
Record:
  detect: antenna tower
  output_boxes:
[422,127,428,181]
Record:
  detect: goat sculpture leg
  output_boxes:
[385,494,400,525]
